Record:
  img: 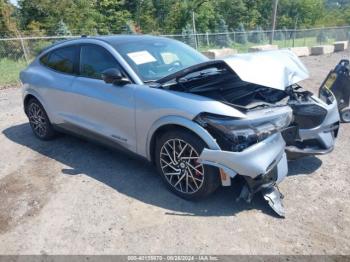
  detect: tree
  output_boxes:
[249,25,264,43]
[216,0,247,30]
[3,0,350,38]
[277,0,325,28]
[95,0,132,34]
[0,0,24,60]
[274,29,285,41]
[181,23,196,48]
[215,18,231,47]
[18,0,101,35]
[55,20,71,36]
[236,23,247,44]
[0,0,18,37]
[317,29,328,44]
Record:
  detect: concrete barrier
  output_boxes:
[334,41,349,52]
[311,45,335,55]
[288,47,310,57]
[201,48,237,59]
[249,45,278,52]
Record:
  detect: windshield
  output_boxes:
[111,38,208,82]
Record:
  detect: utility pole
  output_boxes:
[137,0,144,31]
[270,0,279,44]
[293,15,299,47]
[192,11,198,49]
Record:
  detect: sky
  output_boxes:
[10,0,18,6]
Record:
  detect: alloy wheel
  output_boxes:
[28,103,47,137]
[159,139,205,194]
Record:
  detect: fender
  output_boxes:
[145,115,221,161]
[22,87,55,121]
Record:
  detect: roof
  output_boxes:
[40,34,173,53]
[93,34,173,46]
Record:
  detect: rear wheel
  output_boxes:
[155,130,220,200]
[26,98,56,140]
[340,107,350,123]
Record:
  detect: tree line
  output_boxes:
[1,0,350,37]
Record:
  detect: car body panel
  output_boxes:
[157,49,310,91]
[223,50,310,90]
[198,133,286,179]
[285,93,339,157]
[293,95,339,154]
[66,78,138,151]
[21,59,76,124]
[134,87,247,158]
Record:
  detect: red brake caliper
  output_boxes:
[194,160,202,177]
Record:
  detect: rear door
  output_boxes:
[69,44,137,151]
[38,45,79,123]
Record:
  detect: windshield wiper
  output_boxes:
[143,80,157,83]
[144,80,163,89]
[179,69,225,83]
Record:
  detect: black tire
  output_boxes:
[26,98,56,140]
[340,107,350,123]
[155,130,220,200]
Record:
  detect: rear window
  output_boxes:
[40,46,77,74]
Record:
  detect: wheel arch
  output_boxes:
[23,90,51,119]
[146,115,221,163]
[22,88,50,114]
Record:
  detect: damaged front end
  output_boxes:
[155,50,339,160]
[194,107,292,217]
[154,50,340,216]
[282,85,340,159]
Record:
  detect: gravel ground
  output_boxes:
[0,51,349,255]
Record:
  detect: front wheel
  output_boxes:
[155,130,220,200]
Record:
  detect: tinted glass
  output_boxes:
[80,45,120,79]
[42,46,77,74]
[111,38,208,82]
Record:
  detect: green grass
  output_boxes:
[0,59,27,87]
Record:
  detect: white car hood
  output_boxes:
[223,50,310,90]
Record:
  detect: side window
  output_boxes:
[40,46,77,74]
[80,45,121,79]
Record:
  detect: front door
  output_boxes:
[69,44,137,152]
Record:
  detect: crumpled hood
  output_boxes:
[156,49,309,91]
[223,50,309,90]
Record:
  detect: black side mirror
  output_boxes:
[102,68,130,85]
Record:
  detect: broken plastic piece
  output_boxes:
[262,186,285,218]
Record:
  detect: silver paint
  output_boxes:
[223,50,310,90]
[20,36,294,188]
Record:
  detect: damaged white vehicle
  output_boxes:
[20,36,339,217]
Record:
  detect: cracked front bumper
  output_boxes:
[286,95,340,156]
[198,133,288,183]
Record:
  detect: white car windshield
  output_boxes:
[112,38,208,82]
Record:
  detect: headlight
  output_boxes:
[195,111,292,152]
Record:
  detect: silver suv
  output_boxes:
[20,35,339,217]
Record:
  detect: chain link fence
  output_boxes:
[1,26,350,86]
[167,26,350,52]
